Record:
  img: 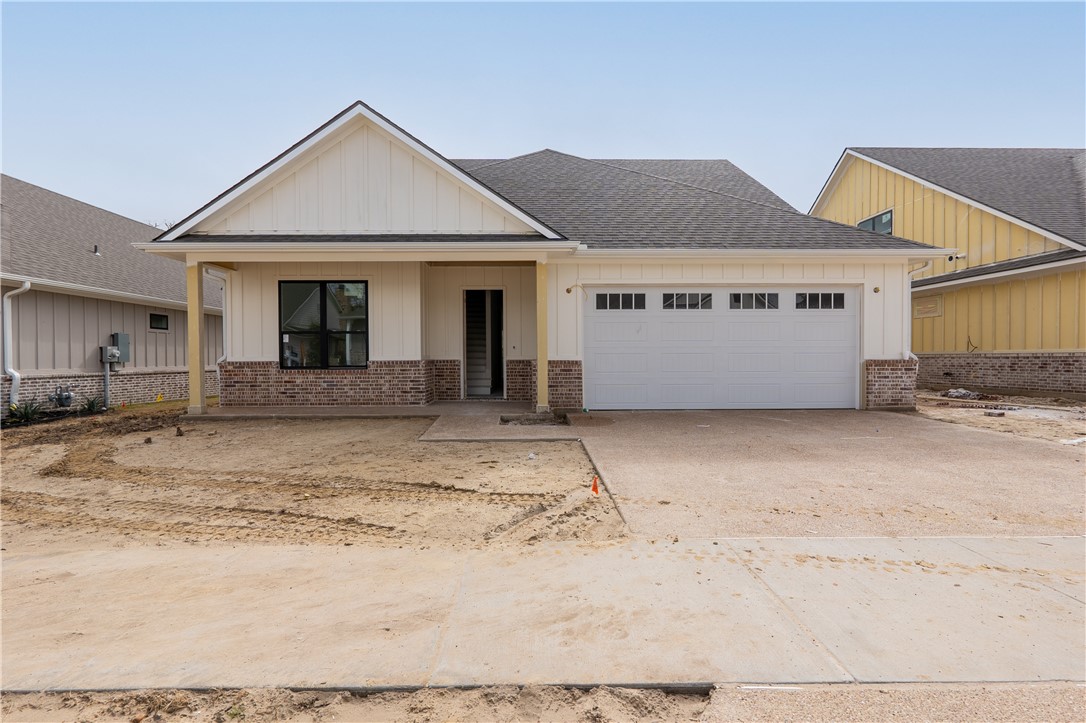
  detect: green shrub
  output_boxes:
[8,400,43,425]
[80,396,104,415]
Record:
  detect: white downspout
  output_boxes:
[905,260,934,361]
[3,281,32,407]
[205,269,229,395]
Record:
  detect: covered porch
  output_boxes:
[180,252,562,415]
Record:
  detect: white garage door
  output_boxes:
[583,287,859,410]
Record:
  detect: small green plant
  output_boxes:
[225,703,245,719]
[80,396,104,415]
[7,400,43,425]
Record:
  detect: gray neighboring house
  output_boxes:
[1,174,223,413]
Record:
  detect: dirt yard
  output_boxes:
[915,390,1086,444]
[3,400,1083,722]
[1,404,624,555]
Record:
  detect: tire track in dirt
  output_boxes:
[40,441,560,505]
[2,489,404,544]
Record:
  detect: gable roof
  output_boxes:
[836,148,1086,248]
[1,175,222,310]
[158,101,563,241]
[460,150,931,251]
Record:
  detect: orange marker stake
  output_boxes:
[591,475,600,496]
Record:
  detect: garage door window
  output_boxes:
[595,292,645,310]
[729,292,778,310]
[796,292,845,310]
[663,293,712,310]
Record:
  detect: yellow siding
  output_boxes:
[816,157,1067,280]
[819,156,1083,354]
[911,268,1086,352]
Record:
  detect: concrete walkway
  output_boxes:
[3,536,1082,691]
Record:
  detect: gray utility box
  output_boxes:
[111,332,131,363]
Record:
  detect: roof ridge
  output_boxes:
[582,157,816,220]
[458,149,563,172]
[2,174,160,234]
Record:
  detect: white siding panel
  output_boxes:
[389,144,412,230]
[297,158,320,231]
[320,146,343,230]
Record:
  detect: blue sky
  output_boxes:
[3,2,1084,225]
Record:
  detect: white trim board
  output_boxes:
[0,274,224,314]
[912,256,1086,292]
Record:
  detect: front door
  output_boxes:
[464,289,504,397]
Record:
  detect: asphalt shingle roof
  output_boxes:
[460,150,930,250]
[1,175,222,309]
[912,247,1086,288]
[852,148,1086,246]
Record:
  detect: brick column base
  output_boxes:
[863,359,919,410]
[505,359,583,409]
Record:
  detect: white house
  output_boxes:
[140,101,943,413]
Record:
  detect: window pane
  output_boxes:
[327,333,368,367]
[833,293,845,309]
[795,293,807,310]
[700,293,712,310]
[875,212,893,234]
[280,283,321,331]
[596,294,607,310]
[634,294,645,310]
[609,293,620,309]
[325,282,368,331]
[858,218,874,231]
[281,333,322,367]
[767,293,779,310]
[754,293,767,310]
[621,293,633,310]
[730,293,742,309]
[664,293,676,310]
[149,313,169,330]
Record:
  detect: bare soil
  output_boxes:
[1,403,623,554]
[915,390,1086,444]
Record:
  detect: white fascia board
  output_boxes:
[567,246,946,263]
[161,103,563,241]
[848,150,1086,251]
[912,256,1086,292]
[0,274,223,314]
[138,240,575,254]
[808,150,853,215]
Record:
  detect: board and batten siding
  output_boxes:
[226,261,422,362]
[196,118,535,235]
[815,156,1064,280]
[0,286,223,372]
[547,260,910,361]
[816,155,1085,354]
[913,268,1086,353]
[422,265,536,361]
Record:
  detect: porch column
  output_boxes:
[535,260,549,412]
[186,260,206,415]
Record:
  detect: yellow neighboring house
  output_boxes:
[811,148,1085,398]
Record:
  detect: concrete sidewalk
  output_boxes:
[3,536,1082,691]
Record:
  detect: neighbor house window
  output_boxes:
[663,293,712,310]
[796,292,845,310]
[149,312,169,331]
[279,281,368,368]
[858,210,893,235]
[729,292,778,310]
[595,292,646,310]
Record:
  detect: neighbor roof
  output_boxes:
[458,150,930,250]
[912,247,1086,289]
[1,175,222,309]
[850,148,1086,247]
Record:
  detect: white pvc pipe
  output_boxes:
[3,281,32,407]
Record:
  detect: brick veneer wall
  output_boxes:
[503,359,583,409]
[426,359,461,402]
[917,352,1085,397]
[219,360,429,406]
[863,359,918,410]
[1,367,219,417]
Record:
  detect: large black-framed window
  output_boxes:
[279,281,368,369]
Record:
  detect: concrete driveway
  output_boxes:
[575,410,1085,539]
